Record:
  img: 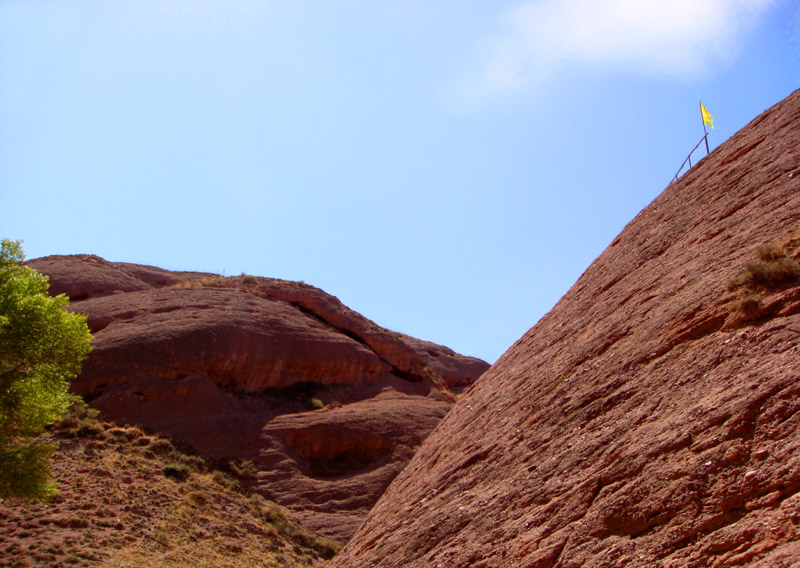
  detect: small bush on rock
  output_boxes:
[728,257,800,291]
[727,231,800,319]
[728,235,800,293]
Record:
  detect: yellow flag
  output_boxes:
[700,102,714,129]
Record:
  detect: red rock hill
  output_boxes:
[331,91,800,567]
[26,257,488,542]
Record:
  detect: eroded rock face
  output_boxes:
[257,384,453,539]
[331,91,800,566]
[72,287,392,393]
[27,256,489,542]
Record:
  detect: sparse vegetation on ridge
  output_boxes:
[168,275,228,289]
[167,273,306,290]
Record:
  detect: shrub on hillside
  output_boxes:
[727,232,800,320]
[0,239,93,501]
[728,240,800,292]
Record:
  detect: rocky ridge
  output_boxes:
[26,256,489,542]
[331,91,800,567]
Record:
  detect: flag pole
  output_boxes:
[700,101,710,155]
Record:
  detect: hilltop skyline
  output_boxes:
[2,1,799,362]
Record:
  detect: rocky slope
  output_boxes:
[0,414,339,568]
[331,91,800,567]
[25,258,489,542]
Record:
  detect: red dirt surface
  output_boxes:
[23,260,488,543]
[331,91,800,567]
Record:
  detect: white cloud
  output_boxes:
[468,0,774,100]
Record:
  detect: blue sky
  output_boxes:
[2,1,799,363]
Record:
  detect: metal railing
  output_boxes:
[670,133,709,184]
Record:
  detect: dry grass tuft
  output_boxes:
[728,233,800,293]
[727,257,800,291]
[727,229,800,319]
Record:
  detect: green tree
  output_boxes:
[0,239,93,500]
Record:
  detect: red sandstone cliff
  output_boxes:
[331,91,800,567]
[26,257,488,542]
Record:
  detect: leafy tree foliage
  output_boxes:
[0,240,93,500]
